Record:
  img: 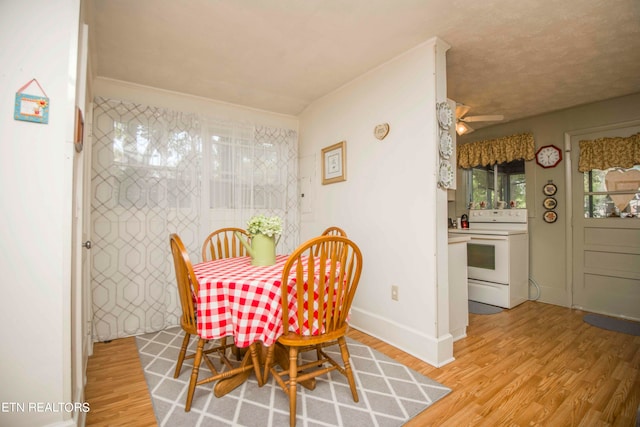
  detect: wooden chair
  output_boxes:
[201,227,250,361]
[315,226,347,256]
[263,235,363,427]
[201,227,250,262]
[170,233,263,411]
[321,226,347,237]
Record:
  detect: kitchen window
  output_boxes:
[468,159,526,209]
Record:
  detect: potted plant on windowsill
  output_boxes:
[235,215,282,266]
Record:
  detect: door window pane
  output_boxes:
[583,166,640,218]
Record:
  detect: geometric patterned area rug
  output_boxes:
[135,327,451,427]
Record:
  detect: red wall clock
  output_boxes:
[535,144,562,168]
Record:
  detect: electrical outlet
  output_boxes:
[391,285,399,301]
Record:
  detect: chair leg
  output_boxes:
[174,332,191,378]
[185,338,205,412]
[338,337,359,402]
[288,346,299,427]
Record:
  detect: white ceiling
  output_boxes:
[87,0,640,129]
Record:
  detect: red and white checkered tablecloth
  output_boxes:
[193,254,329,348]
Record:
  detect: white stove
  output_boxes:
[449,228,526,236]
[449,208,528,232]
[449,209,529,309]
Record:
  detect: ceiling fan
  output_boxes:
[455,104,504,135]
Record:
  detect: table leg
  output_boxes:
[213,343,262,397]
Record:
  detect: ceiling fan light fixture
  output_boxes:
[462,114,505,123]
[456,121,473,135]
[455,104,471,119]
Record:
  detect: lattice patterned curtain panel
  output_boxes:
[91,98,202,341]
[578,132,640,172]
[91,97,299,341]
[457,132,535,168]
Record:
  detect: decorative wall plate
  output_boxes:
[543,182,557,196]
[374,123,390,140]
[439,131,453,159]
[438,160,454,188]
[543,210,558,223]
[543,197,557,210]
[437,102,453,130]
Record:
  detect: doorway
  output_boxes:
[568,122,640,321]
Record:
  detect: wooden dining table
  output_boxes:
[192,254,322,396]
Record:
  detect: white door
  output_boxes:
[71,24,92,416]
[569,122,640,321]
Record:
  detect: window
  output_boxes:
[468,159,526,209]
[209,137,285,209]
[112,121,201,209]
[206,123,289,210]
[583,165,640,218]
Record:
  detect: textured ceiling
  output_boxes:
[87,0,640,128]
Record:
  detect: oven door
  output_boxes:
[466,235,510,284]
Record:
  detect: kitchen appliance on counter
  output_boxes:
[448,209,529,309]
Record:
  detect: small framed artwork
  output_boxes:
[321,141,346,185]
[14,93,49,124]
[14,78,50,124]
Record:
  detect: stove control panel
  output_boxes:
[469,209,528,223]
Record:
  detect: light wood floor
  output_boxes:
[85,301,640,426]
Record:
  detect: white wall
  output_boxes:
[299,38,454,366]
[454,92,640,307]
[93,78,299,130]
[0,1,80,426]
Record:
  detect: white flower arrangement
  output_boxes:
[246,214,282,237]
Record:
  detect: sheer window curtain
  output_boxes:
[202,120,299,255]
[91,98,299,341]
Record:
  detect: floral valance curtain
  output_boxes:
[457,132,535,168]
[578,132,640,172]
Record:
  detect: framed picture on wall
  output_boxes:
[321,141,346,185]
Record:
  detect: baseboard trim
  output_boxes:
[350,306,454,367]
